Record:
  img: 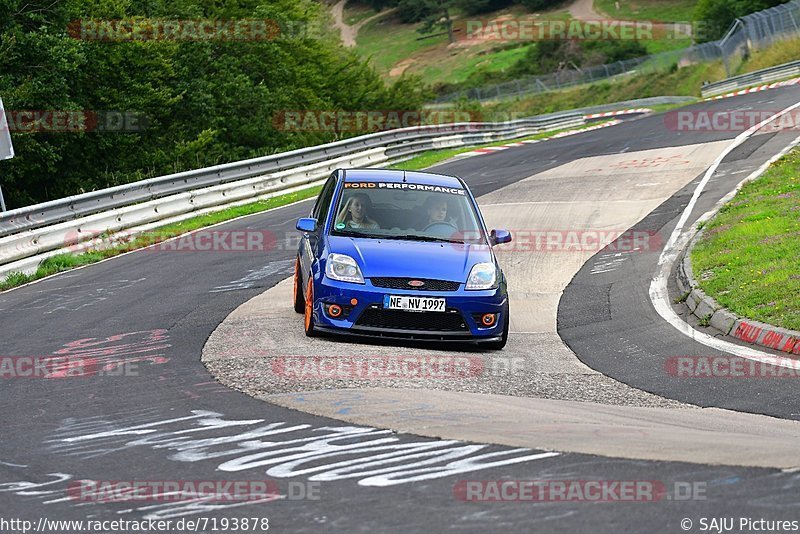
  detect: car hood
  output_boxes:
[327,236,493,281]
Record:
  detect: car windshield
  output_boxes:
[329,181,485,243]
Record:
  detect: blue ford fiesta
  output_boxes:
[293,168,512,349]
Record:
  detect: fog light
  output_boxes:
[328,304,343,318]
[481,313,496,327]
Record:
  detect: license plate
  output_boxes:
[383,295,446,312]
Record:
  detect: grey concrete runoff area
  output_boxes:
[203,138,800,469]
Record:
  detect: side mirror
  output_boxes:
[296,218,318,233]
[490,229,512,246]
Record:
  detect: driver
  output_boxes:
[423,196,450,227]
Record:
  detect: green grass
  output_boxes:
[354,0,692,86]
[424,44,536,87]
[390,148,473,171]
[473,30,799,117]
[343,1,378,26]
[738,37,800,75]
[642,35,693,55]
[355,13,448,75]
[354,5,563,87]
[594,0,696,22]
[482,60,723,117]
[698,313,713,327]
[0,185,323,292]
[691,149,800,331]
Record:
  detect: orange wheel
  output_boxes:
[303,277,317,336]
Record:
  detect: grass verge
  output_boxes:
[482,61,724,117]
[740,37,800,74]
[0,186,322,292]
[594,0,696,22]
[691,148,800,331]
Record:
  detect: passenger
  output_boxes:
[336,193,380,229]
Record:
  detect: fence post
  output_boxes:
[720,42,731,77]
[788,9,799,33]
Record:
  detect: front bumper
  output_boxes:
[311,276,507,341]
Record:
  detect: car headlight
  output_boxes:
[325,253,365,284]
[466,262,498,290]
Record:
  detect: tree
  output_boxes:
[693,0,791,42]
[410,0,456,43]
[0,0,429,208]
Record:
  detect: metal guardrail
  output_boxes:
[0,113,580,239]
[700,60,800,97]
[0,110,586,277]
[568,96,697,116]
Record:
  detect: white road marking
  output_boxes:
[649,99,800,370]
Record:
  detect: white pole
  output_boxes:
[0,96,14,212]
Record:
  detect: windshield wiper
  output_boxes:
[332,230,377,239]
[392,234,464,244]
[333,231,468,244]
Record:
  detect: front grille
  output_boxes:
[355,308,467,332]
[370,277,460,291]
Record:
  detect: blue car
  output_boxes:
[293,168,512,349]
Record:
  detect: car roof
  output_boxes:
[342,168,464,189]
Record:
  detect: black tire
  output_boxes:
[293,258,305,314]
[484,305,509,350]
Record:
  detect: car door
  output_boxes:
[299,173,338,283]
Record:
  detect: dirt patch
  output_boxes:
[390,58,416,77]
[759,230,800,245]
[568,0,605,20]
[704,223,732,237]
[331,0,396,48]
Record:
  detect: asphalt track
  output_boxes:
[1,87,800,532]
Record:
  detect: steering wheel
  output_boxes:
[422,220,458,234]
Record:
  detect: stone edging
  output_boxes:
[677,230,800,355]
